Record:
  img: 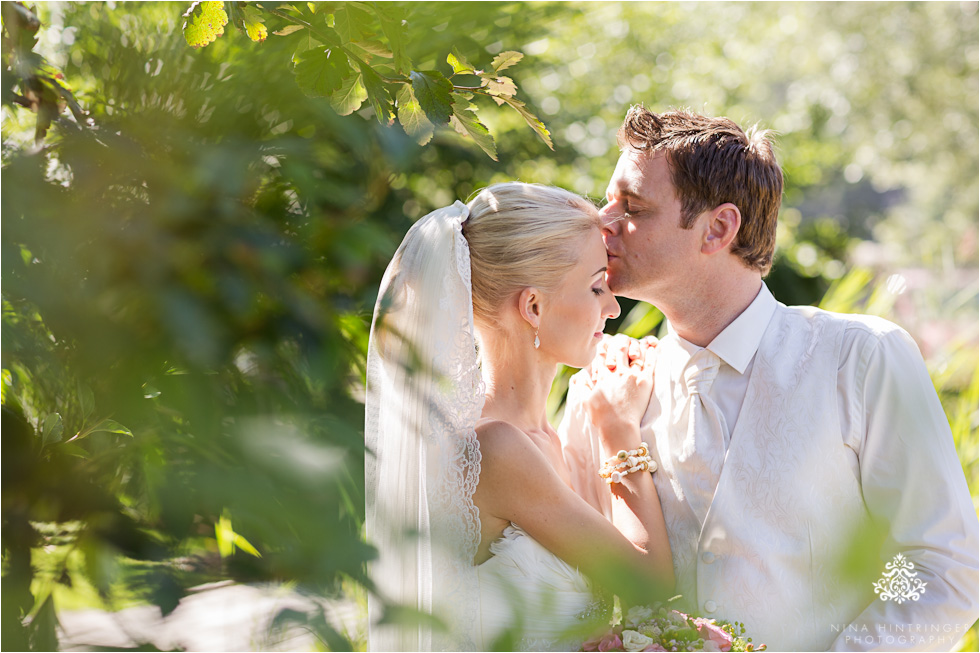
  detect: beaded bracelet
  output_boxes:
[597,442,658,483]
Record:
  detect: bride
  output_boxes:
[365,183,674,651]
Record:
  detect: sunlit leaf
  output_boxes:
[90,419,134,437]
[450,99,497,160]
[490,50,523,72]
[241,6,268,43]
[216,512,262,558]
[500,96,553,149]
[330,71,368,116]
[1,369,12,405]
[182,1,228,49]
[410,70,453,126]
[396,84,433,146]
[447,47,475,75]
[618,301,664,339]
[484,74,517,103]
[273,24,304,36]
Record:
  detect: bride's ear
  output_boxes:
[517,287,542,330]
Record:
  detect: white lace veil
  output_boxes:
[364,201,485,651]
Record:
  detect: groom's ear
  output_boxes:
[701,202,741,256]
[517,287,542,329]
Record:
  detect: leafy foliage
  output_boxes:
[1,3,86,142]
[177,1,552,158]
[1,2,976,651]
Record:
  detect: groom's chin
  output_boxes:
[606,277,635,299]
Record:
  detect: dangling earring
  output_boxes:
[533,329,540,349]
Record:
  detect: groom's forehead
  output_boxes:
[607,156,648,195]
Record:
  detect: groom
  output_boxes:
[561,106,979,651]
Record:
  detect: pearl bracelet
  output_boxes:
[597,442,657,483]
[607,443,650,463]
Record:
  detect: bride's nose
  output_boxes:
[604,294,621,320]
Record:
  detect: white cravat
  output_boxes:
[673,346,726,525]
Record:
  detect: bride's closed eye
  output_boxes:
[592,287,605,296]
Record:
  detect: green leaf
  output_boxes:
[42,413,63,447]
[410,70,453,126]
[334,3,372,43]
[348,39,393,59]
[90,419,134,437]
[0,369,11,405]
[77,382,95,420]
[447,47,475,75]
[182,1,228,49]
[28,593,58,652]
[224,2,265,41]
[294,48,351,98]
[490,50,523,73]
[216,512,262,558]
[359,64,393,124]
[241,5,268,43]
[374,5,410,73]
[396,84,434,146]
[273,24,304,36]
[450,99,497,160]
[67,418,134,443]
[330,72,368,116]
[500,97,553,149]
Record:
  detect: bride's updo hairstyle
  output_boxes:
[463,183,601,326]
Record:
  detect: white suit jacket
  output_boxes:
[561,299,979,651]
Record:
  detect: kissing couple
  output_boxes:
[365,107,979,652]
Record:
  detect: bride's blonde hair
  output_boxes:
[463,182,601,326]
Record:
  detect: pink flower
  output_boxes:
[582,637,602,652]
[598,633,623,652]
[693,618,733,652]
[642,646,668,652]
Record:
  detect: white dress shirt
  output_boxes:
[658,282,776,451]
[560,282,979,651]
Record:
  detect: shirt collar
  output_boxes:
[665,282,777,375]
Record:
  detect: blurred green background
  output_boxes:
[2,2,977,650]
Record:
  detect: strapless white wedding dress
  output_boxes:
[475,524,606,651]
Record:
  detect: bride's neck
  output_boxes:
[478,335,556,433]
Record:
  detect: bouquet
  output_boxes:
[580,601,766,652]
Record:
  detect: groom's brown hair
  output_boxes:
[618,106,783,276]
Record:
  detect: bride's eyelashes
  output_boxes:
[592,287,605,296]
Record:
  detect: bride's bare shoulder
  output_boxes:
[475,419,545,466]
